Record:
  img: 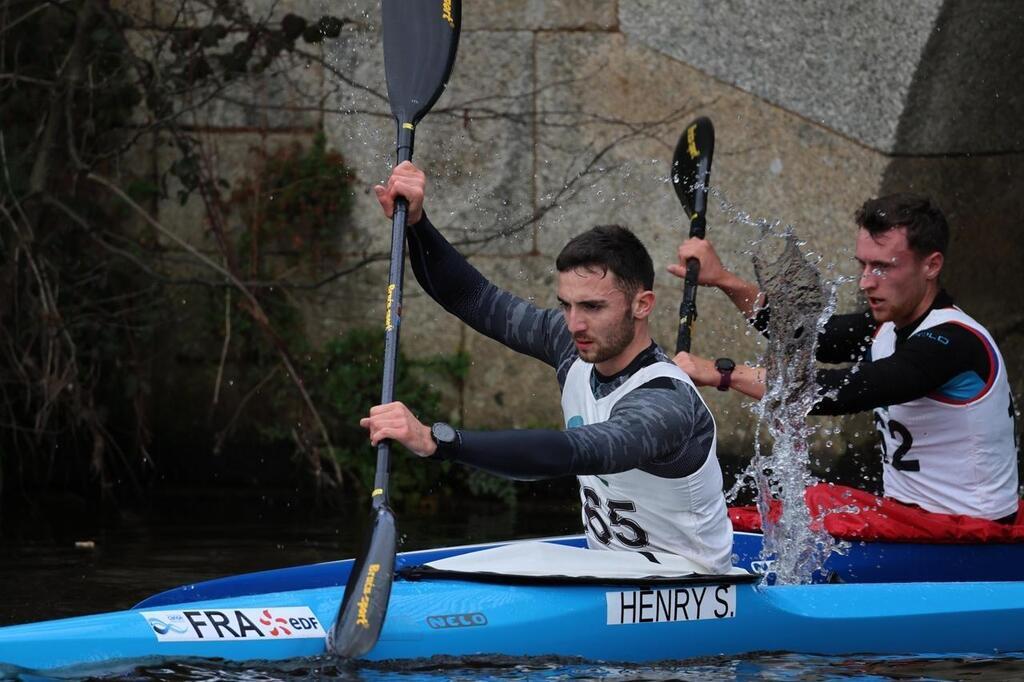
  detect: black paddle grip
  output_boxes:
[675,257,701,354]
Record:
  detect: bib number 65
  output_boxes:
[581,487,649,548]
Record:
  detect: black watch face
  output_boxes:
[715,358,736,372]
[432,422,457,444]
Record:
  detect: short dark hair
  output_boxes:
[854,193,949,257]
[555,224,654,295]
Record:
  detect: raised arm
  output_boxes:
[374,162,576,375]
[668,237,764,319]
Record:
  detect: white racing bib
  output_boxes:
[872,307,1018,519]
[561,358,733,573]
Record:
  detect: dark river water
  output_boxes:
[2,496,1023,681]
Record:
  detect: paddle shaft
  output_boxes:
[330,125,414,659]
[374,125,416,504]
[676,209,707,354]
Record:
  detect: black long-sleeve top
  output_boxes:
[752,291,994,416]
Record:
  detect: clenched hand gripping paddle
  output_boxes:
[330,0,461,658]
[671,116,715,353]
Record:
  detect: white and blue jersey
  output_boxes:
[872,307,1018,520]
[755,290,1019,521]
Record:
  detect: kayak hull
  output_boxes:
[3,577,1024,673]
[2,534,1024,674]
[368,578,1024,661]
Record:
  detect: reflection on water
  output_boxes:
[2,499,1023,680]
[82,651,1024,681]
[0,497,579,625]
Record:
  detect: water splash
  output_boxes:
[745,225,844,584]
[692,185,849,585]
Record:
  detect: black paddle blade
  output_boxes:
[382,0,461,127]
[672,116,716,354]
[330,504,397,658]
[671,116,715,237]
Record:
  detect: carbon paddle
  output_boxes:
[330,0,461,658]
[671,116,715,353]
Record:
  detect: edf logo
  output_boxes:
[426,612,488,629]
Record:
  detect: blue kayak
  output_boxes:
[0,532,1022,675]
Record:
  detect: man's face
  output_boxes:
[855,226,940,327]
[557,266,637,366]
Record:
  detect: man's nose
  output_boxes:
[566,308,586,332]
[859,266,877,289]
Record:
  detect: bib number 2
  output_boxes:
[873,410,919,472]
[581,487,649,548]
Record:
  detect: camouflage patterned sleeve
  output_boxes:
[561,376,714,478]
[446,376,713,480]
[407,214,578,383]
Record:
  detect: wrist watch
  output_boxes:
[714,357,736,391]
[430,422,460,457]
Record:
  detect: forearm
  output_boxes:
[442,380,711,481]
[676,352,765,400]
[444,425,657,480]
[717,271,764,320]
[727,364,766,400]
[811,366,907,416]
[442,428,576,481]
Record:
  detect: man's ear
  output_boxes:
[923,251,944,280]
[633,290,655,319]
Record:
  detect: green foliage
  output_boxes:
[228,133,355,275]
[0,0,523,518]
[311,329,461,508]
[189,306,509,509]
[0,0,358,516]
[183,129,514,507]
[464,469,517,508]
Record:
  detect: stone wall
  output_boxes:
[150,0,1023,468]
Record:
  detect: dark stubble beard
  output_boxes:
[585,308,636,366]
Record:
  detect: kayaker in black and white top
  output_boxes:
[359,162,734,573]
[671,193,1019,523]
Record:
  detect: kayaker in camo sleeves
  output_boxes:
[671,193,1020,523]
[360,161,734,574]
